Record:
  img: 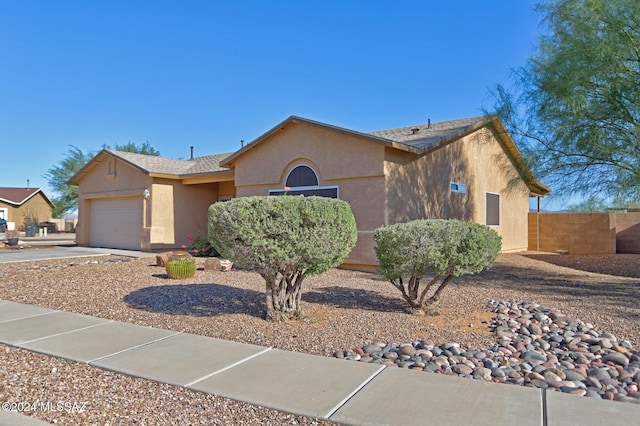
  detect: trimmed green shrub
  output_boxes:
[374,219,501,314]
[208,196,357,321]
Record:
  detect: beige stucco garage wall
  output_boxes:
[76,153,229,251]
[385,128,531,252]
[75,155,153,247]
[232,121,386,268]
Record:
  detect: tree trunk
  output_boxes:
[263,270,305,321]
[389,277,420,310]
[423,273,454,310]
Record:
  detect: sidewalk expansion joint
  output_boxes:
[17,320,114,345]
[87,331,184,364]
[325,364,387,420]
[541,388,548,426]
[0,310,57,325]
[184,347,274,387]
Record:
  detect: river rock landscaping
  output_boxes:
[334,300,640,403]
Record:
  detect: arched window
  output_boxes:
[269,164,338,198]
[285,165,319,188]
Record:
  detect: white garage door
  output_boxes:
[89,198,143,250]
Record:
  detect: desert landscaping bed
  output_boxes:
[0,253,638,424]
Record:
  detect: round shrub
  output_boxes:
[208,196,357,320]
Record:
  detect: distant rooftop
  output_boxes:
[0,187,50,206]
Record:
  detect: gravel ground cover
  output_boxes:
[0,252,638,424]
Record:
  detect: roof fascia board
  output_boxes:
[487,117,551,196]
[181,170,235,184]
[0,197,18,206]
[69,149,162,186]
[67,150,107,185]
[0,189,52,207]
[220,116,422,168]
[147,173,180,180]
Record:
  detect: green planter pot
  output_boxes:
[165,251,197,279]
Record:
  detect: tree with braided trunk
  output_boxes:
[208,196,357,321]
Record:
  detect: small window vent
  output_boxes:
[450,182,467,193]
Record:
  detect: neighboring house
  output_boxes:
[0,187,54,230]
[69,115,551,269]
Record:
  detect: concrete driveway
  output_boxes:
[0,245,157,264]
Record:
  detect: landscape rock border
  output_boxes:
[335,300,640,404]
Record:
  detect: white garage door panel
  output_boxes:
[89,198,142,250]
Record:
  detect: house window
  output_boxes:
[0,208,6,220]
[269,187,339,198]
[450,182,467,193]
[285,165,319,188]
[486,193,500,226]
[269,164,338,198]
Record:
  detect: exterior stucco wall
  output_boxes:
[75,157,152,247]
[151,179,219,250]
[385,128,531,252]
[0,194,52,230]
[217,180,236,200]
[75,154,224,250]
[232,121,386,267]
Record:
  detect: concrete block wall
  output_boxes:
[613,212,640,253]
[527,212,616,254]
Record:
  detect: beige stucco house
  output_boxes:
[69,115,550,269]
[0,187,53,230]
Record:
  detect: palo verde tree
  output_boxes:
[45,142,160,217]
[208,196,357,321]
[45,146,95,217]
[492,0,640,204]
[374,219,501,315]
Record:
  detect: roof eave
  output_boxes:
[0,189,53,207]
[220,116,423,168]
[181,170,235,184]
[68,149,153,185]
[407,115,496,155]
[488,117,552,197]
[0,197,19,206]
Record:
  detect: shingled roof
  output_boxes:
[68,149,234,185]
[369,115,491,150]
[102,149,232,175]
[0,187,52,206]
[220,115,550,196]
[69,115,550,197]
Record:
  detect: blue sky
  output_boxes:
[1,1,564,209]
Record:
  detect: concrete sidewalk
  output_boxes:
[1,300,638,425]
